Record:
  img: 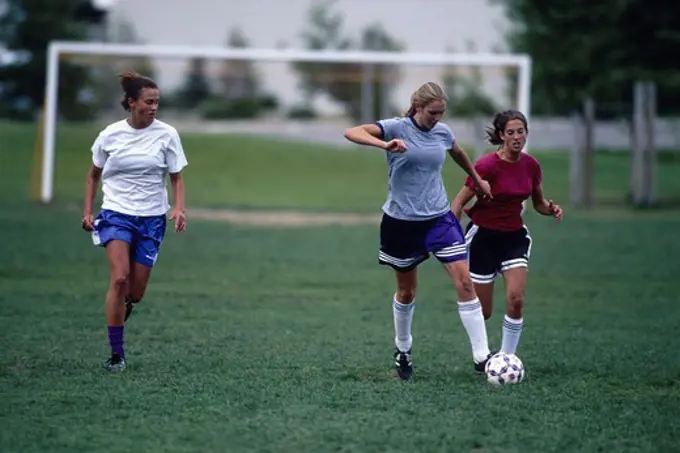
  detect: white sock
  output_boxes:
[457,298,491,363]
[501,315,523,355]
[393,296,414,352]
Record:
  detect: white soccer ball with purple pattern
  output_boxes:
[484,352,525,386]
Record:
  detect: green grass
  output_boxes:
[1,121,680,452]
[4,121,680,211]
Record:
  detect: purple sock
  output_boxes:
[107,325,125,358]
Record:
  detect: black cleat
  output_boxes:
[104,353,127,372]
[394,348,413,381]
[124,298,135,322]
[474,351,496,374]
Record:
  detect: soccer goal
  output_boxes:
[38,40,532,204]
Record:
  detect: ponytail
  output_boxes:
[485,127,503,146]
[118,70,158,111]
[485,110,528,146]
[485,112,504,145]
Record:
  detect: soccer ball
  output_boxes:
[484,352,525,386]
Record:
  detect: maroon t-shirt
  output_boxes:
[464,152,542,231]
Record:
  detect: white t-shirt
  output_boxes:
[91,119,188,217]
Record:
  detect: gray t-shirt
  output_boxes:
[376,116,455,221]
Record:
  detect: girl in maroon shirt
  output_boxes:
[451,110,563,357]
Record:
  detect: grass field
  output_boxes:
[1,121,680,452]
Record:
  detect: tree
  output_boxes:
[90,14,157,114]
[109,18,156,79]
[358,24,403,121]
[495,0,680,117]
[294,0,351,101]
[175,57,211,110]
[294,0,403,122]
[443,42,497,118]
[219,27,257,100]
[0,0,94,121]
[197,27,278,119]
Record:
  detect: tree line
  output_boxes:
[1,0,678,122]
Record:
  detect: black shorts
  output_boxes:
[464,222,532,284]
[379,211,468,272]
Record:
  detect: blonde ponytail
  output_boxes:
[403,82,447,117]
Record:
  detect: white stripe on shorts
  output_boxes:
[524,224,533,259]
[464,224,479,246]
[378,251,427,269]
[499,224,531,273]
[470,271,497,284]
[500,257,528,272]
[433,244,467,259]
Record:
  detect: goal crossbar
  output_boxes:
[40,40,532,203]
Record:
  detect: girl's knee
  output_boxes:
[110,272,129,290]
[395,269,418,304]
[396,289,416,304]
[507,291,524,316]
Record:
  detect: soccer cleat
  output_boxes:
[124,298,135,322]
[104,353,127,372]
[474,351,496,374]
[394,348,413,381]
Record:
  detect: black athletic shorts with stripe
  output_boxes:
[464,222,532,284]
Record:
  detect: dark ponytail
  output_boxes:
[485,110,528,146]
[485,112,504,145]
[119,70,158,111]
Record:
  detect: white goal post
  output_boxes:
[40,40,532,204]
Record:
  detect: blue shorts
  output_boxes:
[91,209,167,267]
[378,211,468,272]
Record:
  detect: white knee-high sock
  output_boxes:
[393,295,414,352]
[457,298,491,363]
[501,315,523,355]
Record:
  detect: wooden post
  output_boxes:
[473,116,486,159]
[379,67,392,120]
[30,106,46,202]
[360,63,374,124]
[571,98,595,208]
[631,81,645,206]
[570,111,583,207]
[643,82,657,205]
[582,98,595,209]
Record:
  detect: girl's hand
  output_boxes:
[169,208,187,232]
[476,179,493,200]
[81,213,95,231]
[384,139,407,153]
[548,200,563,221]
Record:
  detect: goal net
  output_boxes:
[37,41,532,204]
